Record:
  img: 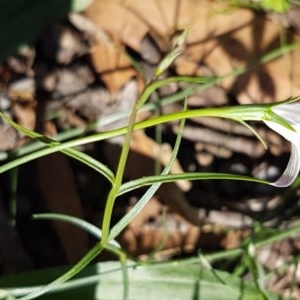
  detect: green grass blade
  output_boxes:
[118,172,269,195]
[109,115,186,241]
[32,213,120,248]
[0,104,261,176]
[0,112,115,183]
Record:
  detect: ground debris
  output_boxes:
[0,4,299,298]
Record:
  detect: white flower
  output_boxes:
[263,101,300,187]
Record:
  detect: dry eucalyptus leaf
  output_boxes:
[90,41,137,95]
[84,0,148,93]
[85,0,148,52]
[175,1,300,103]
[120,0,179,40]
[0,126,18,150]
[84,0,300,102]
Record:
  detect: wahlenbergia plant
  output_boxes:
[0,30,300,299]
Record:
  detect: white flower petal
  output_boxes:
[270,144,300,187]
[264,110,300,187]
[272,103,300,125]
[264,120,296,144]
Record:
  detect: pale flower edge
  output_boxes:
[264,119,300,187]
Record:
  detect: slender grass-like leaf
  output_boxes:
[109,113,186,241]
[0,104,262,175]
[118,172,268,196]
[33,213,120,248]
[0,112,115,183]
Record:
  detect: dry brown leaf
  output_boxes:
[90,42,137,95]
[121,0,178,41]
[128,197,163,230]
[10,90,36,131]
[85,0,148,94]
[85,0,148,52]
[119,208,248,256]
[0,126,18,150]
[85,0,300,102]
[175,1,300,103]
[119,209,201,257]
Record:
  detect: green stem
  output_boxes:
[100,77,168,244]
[99,77,202,244]
[0,103,269,177]
[100,106,139,245]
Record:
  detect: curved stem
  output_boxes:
[99,77,202,244]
